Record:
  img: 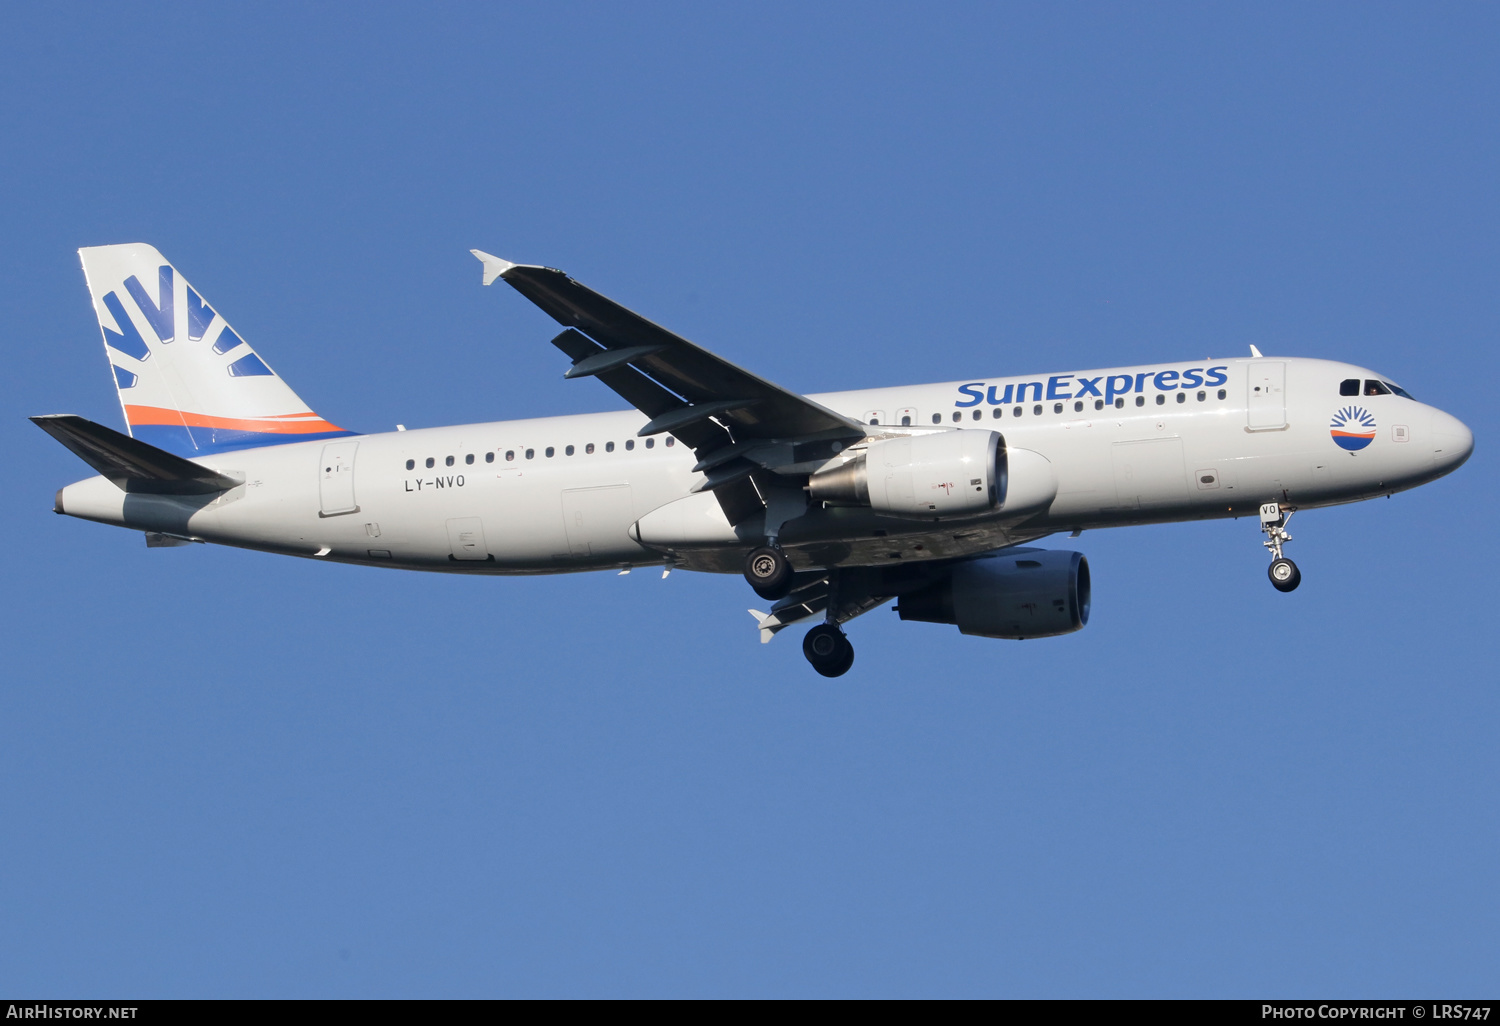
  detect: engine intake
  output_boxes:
[809,430,1005,519]
[896,549,1090,639]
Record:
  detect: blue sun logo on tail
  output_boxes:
[1330,406,1377,451]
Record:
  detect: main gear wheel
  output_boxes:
[744,545,792,600]
[803,623,854,678]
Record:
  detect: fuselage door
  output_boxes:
[318,441,360,516]
[1247,361,1287,431]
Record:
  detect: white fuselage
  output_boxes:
[55,356,1473,574]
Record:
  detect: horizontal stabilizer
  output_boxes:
[31,414,240,494]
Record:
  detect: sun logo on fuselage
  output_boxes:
[1330,406,1377,451]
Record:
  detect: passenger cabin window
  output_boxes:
[932,413,942,424]
[1135,396,1145,407]
[625,440,635,450]
[1074,401,1083,412]
[1364,379,1392,396]
[1013,406,1022,417]
[485,452,494,463]
[901,415,912,426]
[1054,403,1063,414]
[606,441,615,452]
[665,437,674,447]
[425,457,435,469]
[545,447,555,457]
[586,443,595,454]
[1115,398,1125,409]
[405,459,414,470]
[1217,389,1227,399]
[1340,378,1360,396]
[506,450,515,461]
[1033,404,1042,415]
[992,408,1003,418]
[565,445,575,456]
[1095,399,1104,410]
[445,455,455,467]
[465,454,474,465]
[952,412,962,422]
[645,438,655,448]
[973,409,982,420]
[525,449,534,459]
[1197,391,1205,401]
[1175,392,1185,403]
[1156,394,1165,405]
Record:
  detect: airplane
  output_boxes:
[33,244,1474,677]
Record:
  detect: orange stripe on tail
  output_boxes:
[123,405,346,434]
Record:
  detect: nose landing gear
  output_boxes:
[1260,501,1300,593]
[803,623,854,677]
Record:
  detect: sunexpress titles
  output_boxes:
[955,365,1231,408]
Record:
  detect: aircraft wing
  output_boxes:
[473,252,866,447]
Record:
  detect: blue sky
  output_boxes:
[1,3,1496,997]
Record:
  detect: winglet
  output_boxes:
[1249,344,1264,358]
[470,249,517,286]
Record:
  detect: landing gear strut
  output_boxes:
[745,486,808,600]
[744,545,792,600]
[1260,501,1301,593]
[803,623,854,677]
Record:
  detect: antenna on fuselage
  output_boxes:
[1249,344,1264,358]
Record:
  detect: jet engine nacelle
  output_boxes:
[808,430,1004,519]
[808,431,1058,520]
[896,549,1090,639]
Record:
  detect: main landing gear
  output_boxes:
[1260,501,1301,593]
[744,487,808,601]
[744,545,792,600]
[803,623,855,678]
[801,570,854,678]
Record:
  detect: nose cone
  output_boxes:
[1430,409,1474,472]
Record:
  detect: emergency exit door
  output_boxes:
[318,441,360,516]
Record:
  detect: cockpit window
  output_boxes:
[1384,381,1416,400]
[1339,378,1360,396]
[1363,379,1392,396]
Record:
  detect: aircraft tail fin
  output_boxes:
[77,243,352,456]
